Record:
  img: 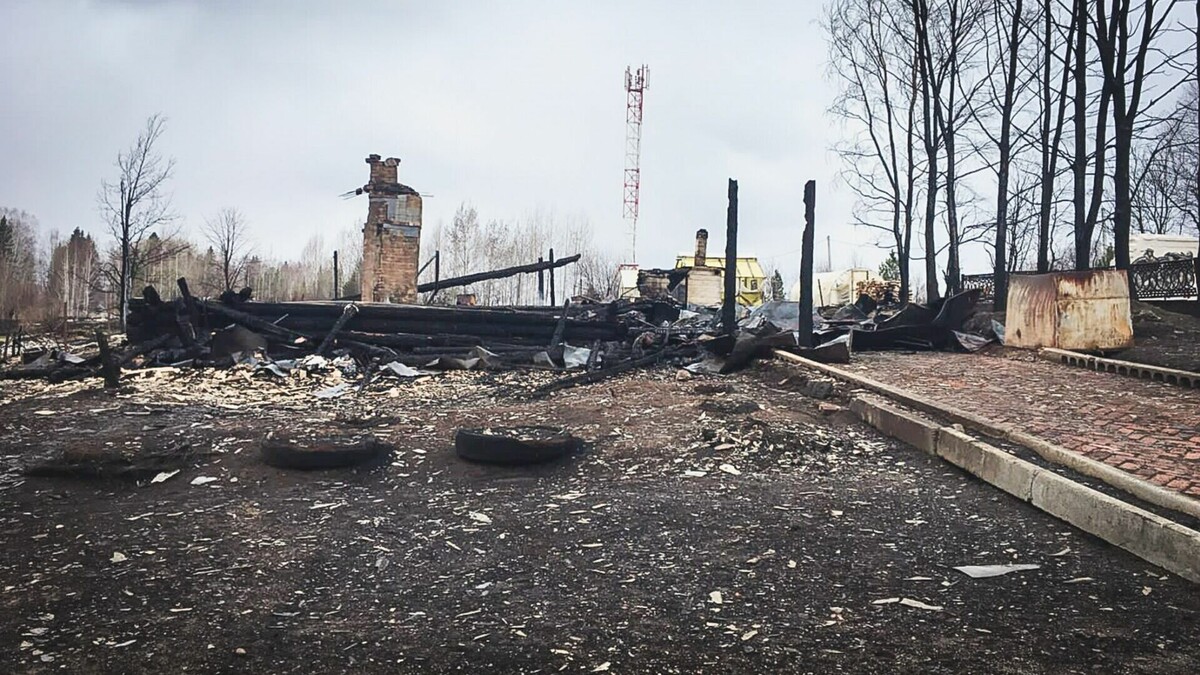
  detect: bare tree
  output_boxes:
[1070,0,1105,269]
[98,114,181,326]
[924,0,989,296]
[989,0,1031,310]
[202,208,254,291]
[912,0,946,302]
[335,223,364,298]
[0,209,41,320]
[1092,0,1188,269]
[1035,0,1078,271]
[827,0,922,302]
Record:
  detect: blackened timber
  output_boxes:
[417,254,582,293]
[549,248,557,306]
[96,330,120,389]
[549,299,571,349]
[317,303,359,356]
[201,300,310,344]
[538,256,545,303]
[722,179,739,335]
[530,346,686,398]
[221,303,625,341]
[228,300,594,326]
[275,317,621,342]
[338,331,485,349]
[177,278,201,332]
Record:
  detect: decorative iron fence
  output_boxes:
[960,271,1039,301]
[962,258,1199,302]
[1129,258,1200,300]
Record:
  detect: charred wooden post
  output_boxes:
[317,303,359,356]
[333,250,340,300]
[433,250,440,302]
[549,248,557,307]
[798,180,816,348]
[547,299,572,362]
[722,179,739,335]
[95,330,120,389]
[537,256,546,303]
[177,278,201,334]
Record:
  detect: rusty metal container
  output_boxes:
[1006,270,1133,351]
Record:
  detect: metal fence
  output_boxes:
[960,271,1039,301]
[1129,258,1200,300]
[962,258,1199,302]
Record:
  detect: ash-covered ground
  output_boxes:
[1,361,1197,674]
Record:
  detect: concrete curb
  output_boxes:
[773,350,1200,522]
[1040,347,1199,388]
[848,393,1200,583]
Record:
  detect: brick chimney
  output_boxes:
[366,154,400,185]
[694,229,709,267]
[360,154,422,303]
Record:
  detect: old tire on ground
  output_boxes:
[260,436,393,470]
[455,426,580,465]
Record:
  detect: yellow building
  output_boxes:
[674,254,766,307]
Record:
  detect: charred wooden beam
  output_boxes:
[417,254,581,293]
[177,278,201,333]
[201,300,310,345]
[96,330,120,389]
[530,345,686,398]
[317,303,359,356]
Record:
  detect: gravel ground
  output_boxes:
[1,361,1198,674]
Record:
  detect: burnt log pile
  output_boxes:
[64,278,710,392]
[127,291,630,357]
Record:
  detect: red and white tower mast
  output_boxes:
[623,64,648,263]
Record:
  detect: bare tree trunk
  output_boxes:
[944,127,961,295]
[1038,0,1076,272]
[903,54,918,302]
[914,0,941,302]
[1084,82,1112,266]
[1093,0,1176,270]
[1038,1,1054,272]
[119,201,130,327]
[1113,120,1134,269]
[995,0,1024,311]
[1072,0,1089,269]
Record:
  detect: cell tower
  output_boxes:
[623,64,648,263]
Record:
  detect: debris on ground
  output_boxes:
[953,564,1042,578]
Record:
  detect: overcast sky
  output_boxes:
[1,0,991,285]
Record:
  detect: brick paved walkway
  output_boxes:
[842,352,1200,499]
